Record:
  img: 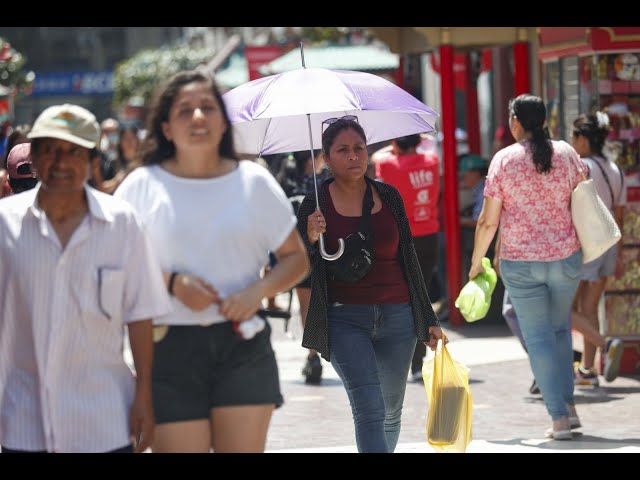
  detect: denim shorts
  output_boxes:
[581,243,617,281]
[152,321,283,424]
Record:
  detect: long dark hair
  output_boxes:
[573,113,609,157]
[140,69,237,165]
[510,94,553,174]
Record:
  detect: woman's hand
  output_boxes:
[424,326,448,351]
[492,255,501,277]
[219,283,265,323]
[307,209,326,244]
[468,260,485,281]
[173,273,220,311]
[614,250,625,278]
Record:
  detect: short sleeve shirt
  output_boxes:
[115,160,297,326]
[484,140,585,261]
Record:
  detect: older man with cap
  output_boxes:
[0,104,172,453]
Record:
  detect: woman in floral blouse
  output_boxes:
[469,94,587,441]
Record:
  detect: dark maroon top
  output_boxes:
[324,184,410,304]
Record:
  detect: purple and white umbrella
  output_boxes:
[223,67,438,156]
[222,60,439,260]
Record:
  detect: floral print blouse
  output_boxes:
[484,140,587,261]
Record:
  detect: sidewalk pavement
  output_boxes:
[264,293,640,453]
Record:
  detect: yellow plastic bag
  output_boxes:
[422,336,473,453]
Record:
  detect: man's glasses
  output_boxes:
[572,130,583,138]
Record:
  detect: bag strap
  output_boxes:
[358,180,374,242]
[618,164,625,204]
[568,152,587,186]
[591,156,616,207]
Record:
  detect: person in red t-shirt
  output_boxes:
[375,134,440,381]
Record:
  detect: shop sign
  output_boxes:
[32,71,113,97]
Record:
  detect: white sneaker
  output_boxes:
[603,338,623,382]
[544,427,572,440]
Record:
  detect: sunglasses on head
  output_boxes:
[320,115,359,147]
[321,114,359,132]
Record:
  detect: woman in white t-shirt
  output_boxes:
[115,70,309,453]
[570,112,625,387]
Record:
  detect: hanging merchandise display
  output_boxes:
[539,27,640,374]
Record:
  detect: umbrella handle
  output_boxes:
[319,234,345,261]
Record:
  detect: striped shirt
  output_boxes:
[0,184,171,453]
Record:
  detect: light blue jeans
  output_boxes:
[328,303,417,453]
[500,250,582,420]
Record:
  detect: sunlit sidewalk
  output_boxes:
[268,438,640,453]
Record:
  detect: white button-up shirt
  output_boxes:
[0,184,172,453]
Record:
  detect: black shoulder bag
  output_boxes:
[325,181,375,283]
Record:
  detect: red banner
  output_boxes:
[245,46,286,81]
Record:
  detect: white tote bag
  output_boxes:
[569,154,621,263]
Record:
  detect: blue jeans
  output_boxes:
[328,303,416,453]
[500,251,582,420]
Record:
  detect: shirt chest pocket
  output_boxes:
[75,267,125,321]
[98,268,125,320]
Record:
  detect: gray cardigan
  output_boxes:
[296,177,440,361]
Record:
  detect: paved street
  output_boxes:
[121,292,640,453]
[263,293,640,453]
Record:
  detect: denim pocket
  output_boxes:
[561,251,582,279]
[501,260,530,281]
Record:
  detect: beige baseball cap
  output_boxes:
[28,103,101,149]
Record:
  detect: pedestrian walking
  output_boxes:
[115,70,309,453]
[570,112,624,386]
[296,115,444,453]
[0,103,171,453]
[468,94,586,440]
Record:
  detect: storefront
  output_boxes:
[369,27,537,325]
[539,27,640,374]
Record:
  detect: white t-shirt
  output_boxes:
[115,160,297,326]
[582,155,627,210]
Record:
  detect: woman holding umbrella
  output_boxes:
[115,69,309,452]
[296,116,445,453]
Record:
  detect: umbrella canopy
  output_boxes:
[223,67,438,156]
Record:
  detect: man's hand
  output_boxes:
[130,386,154,453]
